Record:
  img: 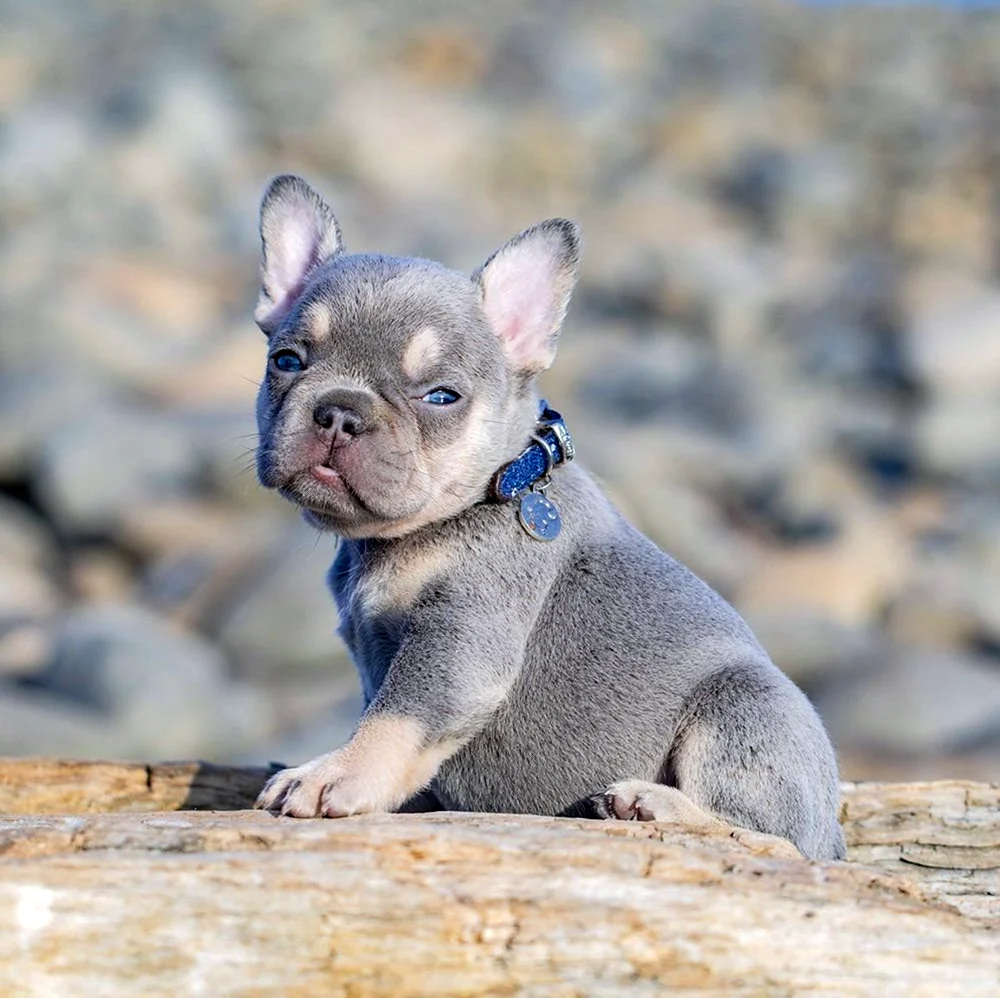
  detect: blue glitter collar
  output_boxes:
[489,400,575,503]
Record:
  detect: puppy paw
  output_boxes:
[594,780,723,827]
[254,750,383,818]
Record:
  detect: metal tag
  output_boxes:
[518,490,562,542]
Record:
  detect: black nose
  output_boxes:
[312,402,364,437]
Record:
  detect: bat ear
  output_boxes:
[473,219,581,375]
[254,175,343,335]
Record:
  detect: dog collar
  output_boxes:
[489,400,574,542]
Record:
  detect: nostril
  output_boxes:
[313,404,335,429]
[313,403,365,436]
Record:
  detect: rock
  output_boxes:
[783,144,867,244]
[734,503,912,629]
[146,331,265,409]
[248,683,364,766]
[119,500,287,633]
[575,336,749,435]
[0,103,90,206]
[0,496,56,571]
[840,778,1000,926]
[185,409,286,511]
[0,560,59,622]
[742,609,879,689]
[117,499,272,560]
[0,684,122,757]
[329,77,492,201]
[615,470,757,594]
[6,0,1000,790]
[67,549,135,605]
[213,524,350,681]
[0,764,996,994]
[35,405,198,535]
[0,621,51,677]
[906,270,1000,398]
[883,570,980,651]
[0,501,60,622]
[0,499,60,669]
[967,518,1000,645]
[35,604,271,759]
[914,394,1000,479]
[817,647,1000,757]
[0,370,110,480]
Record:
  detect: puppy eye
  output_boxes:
[271,350,306,373]
[421,387,461,405]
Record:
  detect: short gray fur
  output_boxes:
[253,174,846,860]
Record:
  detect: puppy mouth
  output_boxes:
[265,435,434,535]
[309,463,344,488]
[281,462,354,511]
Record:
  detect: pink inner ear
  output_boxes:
[482,243,562,371]
[268,205,326,299]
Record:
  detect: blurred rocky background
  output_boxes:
[2,0,1000,780]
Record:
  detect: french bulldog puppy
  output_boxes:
[252,175,846,860]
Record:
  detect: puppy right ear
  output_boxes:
[255,175,343,335]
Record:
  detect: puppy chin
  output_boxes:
[282,468,446,540]
[300,508,344,532]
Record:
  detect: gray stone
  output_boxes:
[742,609,880,690]
[0,621,52,678]
[244,686,364,767]
[214,524,350,681]
[0,372,109,480]
[816,648,1000,756]
[35,405,199,534]
[0,497,57,571]
[0,682,123,757]
[38,604,271,759]
[0,562,60,622]
[913,395,1000,480]
[908,278,1000,399]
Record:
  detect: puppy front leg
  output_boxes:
[255,713,462,818]
[256,617,524,818]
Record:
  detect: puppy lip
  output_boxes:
[310,464,343,486]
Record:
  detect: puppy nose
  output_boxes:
[313,402,365,437]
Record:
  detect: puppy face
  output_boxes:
[253,176,580,539]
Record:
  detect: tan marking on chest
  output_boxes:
[353,543,453,617]
[402,325,443,381]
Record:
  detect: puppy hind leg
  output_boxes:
[664,666,845,861]
[594,779,723,828]
[593,778,804,859]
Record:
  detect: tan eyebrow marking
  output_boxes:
[302,300,333,344]
[402,326,443,381]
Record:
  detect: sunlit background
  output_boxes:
[2,0,1000,780]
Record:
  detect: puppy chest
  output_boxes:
[351,545,451,618]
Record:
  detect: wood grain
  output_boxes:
[0,759,996,996]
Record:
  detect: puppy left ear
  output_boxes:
[473,219,581,375]
[255,175,343,335]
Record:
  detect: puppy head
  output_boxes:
[254,175,580,539]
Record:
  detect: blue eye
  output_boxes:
[421,387,461,405]
[271,350,305,373]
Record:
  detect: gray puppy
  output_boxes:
[252,175,846,861]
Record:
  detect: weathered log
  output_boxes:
[841,779,1000,927]
[0,757,278,814]
[0,759,997,995]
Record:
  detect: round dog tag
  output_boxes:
[518,491,562,542]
